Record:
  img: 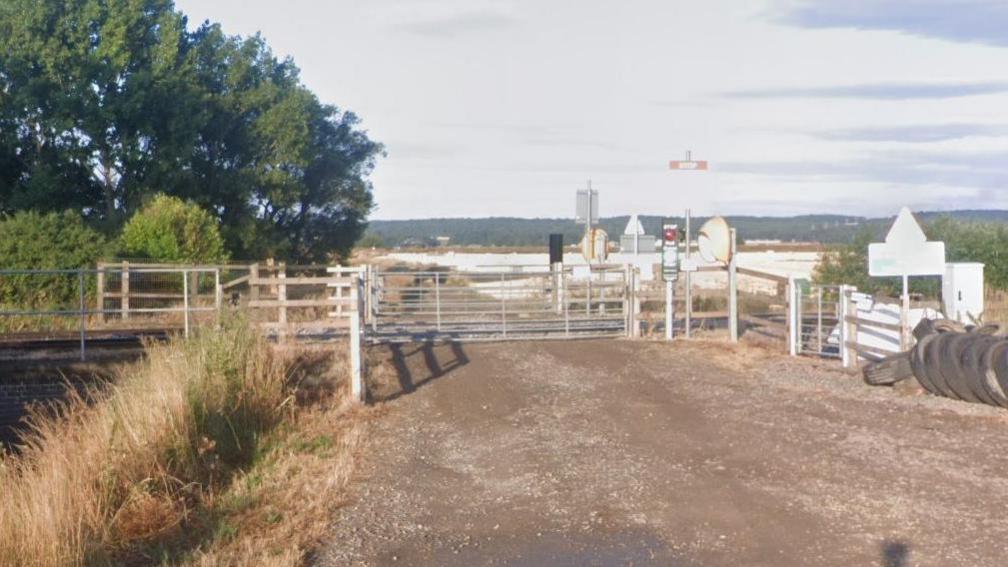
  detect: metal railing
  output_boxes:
[0,267,221,360]
[369,265,632,342]
[790,283,842,359]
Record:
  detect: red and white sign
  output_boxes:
[669,160,708,170]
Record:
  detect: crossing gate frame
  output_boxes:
[365,265,639,342]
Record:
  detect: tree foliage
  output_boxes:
[928,217,1008,290]
[120,195,226,262]
[0,0,381,262]
[0,211,108,307]
[814,217,1008,295]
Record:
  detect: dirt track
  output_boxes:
[320,339,1008,566]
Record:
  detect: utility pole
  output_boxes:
[668,151,708,340]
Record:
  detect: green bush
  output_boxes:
[121,195,227,263]
[0,210,108,308]
[927,217,1008,290]
[815,217,1008,295]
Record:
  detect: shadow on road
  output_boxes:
[370,341,469,403]
[882,540,911,567]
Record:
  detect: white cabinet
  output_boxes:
[943,263,985,324]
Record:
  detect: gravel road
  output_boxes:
[320,339,1008,566]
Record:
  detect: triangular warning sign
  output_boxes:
[885,207,927,245]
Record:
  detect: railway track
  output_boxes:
[0,328,173,352]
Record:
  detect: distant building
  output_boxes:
[435,236,451,247]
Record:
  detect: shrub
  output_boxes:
[0,317,289,564]
[0,211,108,308]
[121,195,227,263]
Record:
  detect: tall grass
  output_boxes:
[0,317,293,565]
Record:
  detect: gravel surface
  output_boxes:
[319,339,1008,566]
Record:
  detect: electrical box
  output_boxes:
[943,263,984,324]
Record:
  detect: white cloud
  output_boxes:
[173,0,1008,219]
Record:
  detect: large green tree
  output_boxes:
[0,0,380,262]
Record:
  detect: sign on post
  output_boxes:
[575,189,599,225]
[868,207,946,351]
[868,207,945,278]
[661,224,679,281]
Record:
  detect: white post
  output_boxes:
[78,269,86,362]
[901,274,911,351]
[817,287,824,354]
[564,270,570,337]
[685,208,692,339]
[728,228,739,343]
[214,269,222,314]
[183,269,190,338]
[435,273,442,332]
[665,279,674,341]
[501,272,507,338]
[788,277,798,356]
[840,285,854,368]
[349,276,364,403]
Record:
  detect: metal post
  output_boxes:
[728,228,739,343]
[564,271,570,337]
[788,277,797,356]
[632,267,641,339]
[817,287,823,355]
[183,269,190,338]
[665,279,674,341]
[435,273,442,332]
[901,274,911,351]
[78,269,86,361]
[501,272,507,338]
[685,208,692,339]
[795,281,803,355]
[839,286,850,368]
[586,270,592,317]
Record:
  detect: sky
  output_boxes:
[173,0,1008,219]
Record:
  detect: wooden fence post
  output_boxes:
[278,262,287,343]
[249,264,259,302]
[96,262,106,322]
[349,273,365,403]
[121,260,130,320]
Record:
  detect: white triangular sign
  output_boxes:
[885,207,927,245]
[623,214,645,236]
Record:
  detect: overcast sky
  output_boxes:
[174,0,1008,219]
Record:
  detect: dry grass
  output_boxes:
[0,317,370,566]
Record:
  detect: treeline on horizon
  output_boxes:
[362,210,1008,248]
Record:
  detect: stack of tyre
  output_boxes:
[864,319,1008,407]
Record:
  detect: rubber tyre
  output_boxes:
[863,352,914,386]
[910,334,939,394]
[961,334,1000,406]
[980,340,1008,408]
[925,333,957,399]
[941,334,981,403]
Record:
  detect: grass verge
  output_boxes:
[0,316,369,566]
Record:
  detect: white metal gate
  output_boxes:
[790,283,842,359]
[367,265,634,342]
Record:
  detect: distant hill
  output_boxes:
[364,211,1008,248]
